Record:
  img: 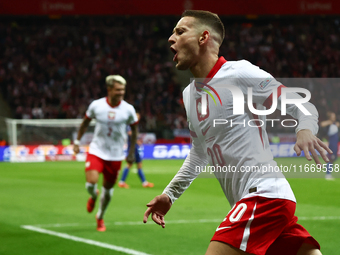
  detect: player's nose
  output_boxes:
[168,34,176,45]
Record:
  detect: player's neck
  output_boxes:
[108,97,121,107]
[190,54,219,78]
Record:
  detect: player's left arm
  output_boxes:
[237,62,332,165]
[320,119,332,127]
[143,135,207,228]
[275,88,332,164]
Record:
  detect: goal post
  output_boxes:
[5,118,96,146]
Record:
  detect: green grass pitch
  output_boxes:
[0,158,339,255]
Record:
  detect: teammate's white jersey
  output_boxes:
[328,123,338,136]
[86,97,138,161]
[163,57,319,207]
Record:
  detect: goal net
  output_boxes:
[5,118,96,146]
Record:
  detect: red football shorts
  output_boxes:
[211,196,320,255]
[85,154,122,184]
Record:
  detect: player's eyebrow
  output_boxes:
[172,26,187,34]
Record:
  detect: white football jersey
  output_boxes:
[328,123,338,136]
[163,57,319,207]
[86,97,138,161]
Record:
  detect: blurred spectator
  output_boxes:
[32,102,44,119]
[0,137,7,146]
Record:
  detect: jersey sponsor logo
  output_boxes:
[108,111,116,120]
[259,78,273,90]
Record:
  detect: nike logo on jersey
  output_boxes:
[215,226,231,232]
[202,125,211,136]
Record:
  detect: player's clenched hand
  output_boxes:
[126,153,135,164]
[295,129,332,165]
[143,194,172,228]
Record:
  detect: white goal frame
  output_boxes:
[5,118,96,146]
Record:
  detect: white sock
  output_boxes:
[96,186,114,220]
[85,182,98,200]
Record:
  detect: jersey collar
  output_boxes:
[195,56,227,90]
[204,56,227,83]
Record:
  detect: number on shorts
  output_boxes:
[229,203,247,223]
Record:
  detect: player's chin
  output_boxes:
[176,62,188,70]
[116,95,124,101]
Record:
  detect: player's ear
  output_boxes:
[199,30,209,45]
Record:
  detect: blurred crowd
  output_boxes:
[1,16,340,137]
[218,17,340,133]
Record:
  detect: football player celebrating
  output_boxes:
[74,75,138,231]
[143,10,331,255]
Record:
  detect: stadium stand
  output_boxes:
[1,16,340,138]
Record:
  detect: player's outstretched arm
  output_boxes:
[320,119,332,127]
[143,194,172,228]
[294,129,332,165]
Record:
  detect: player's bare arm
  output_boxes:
[320,119,333,127]
[143,193,172,228]
[294,129,332,165]
[126,124,137,164]
[73,117,91,154]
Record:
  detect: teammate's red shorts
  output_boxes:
[211,196,320,255]
[85,154,122,184]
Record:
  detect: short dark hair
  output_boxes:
[182,10,225,45]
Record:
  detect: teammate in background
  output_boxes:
[320,111,339,180]
[118,113,154,188]
[74,75,138,231]
[143,10,332,255]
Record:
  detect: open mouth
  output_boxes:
[170,47,178,61]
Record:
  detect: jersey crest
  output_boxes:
[196,95,210,122]
[108,111,116,120]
